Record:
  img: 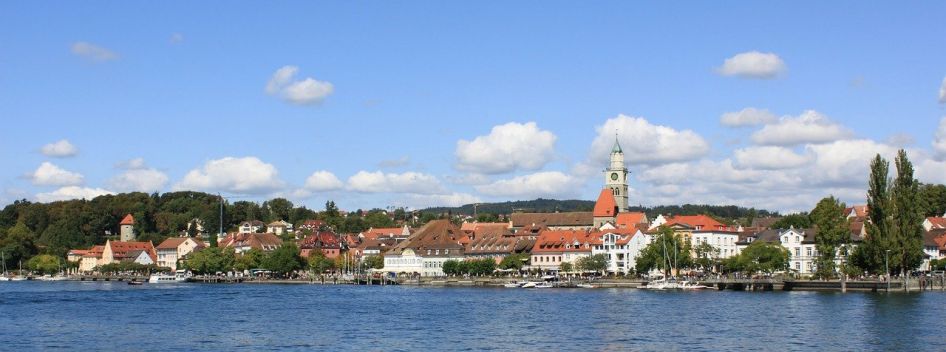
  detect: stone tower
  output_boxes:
[119,214,136,241]
[604,137,629,213]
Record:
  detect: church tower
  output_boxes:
[604,137,629,212]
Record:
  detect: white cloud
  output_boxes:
[455,122,557,174]
[720,108,777,127]
[934,117,946,160]
[108,168,169,192]
[40,139,78,157]
[30,162,84,186]
[347,171,445,194]
[174,157,285,194]
[733,146,810,170]
[751,110,853,146]
[805,139,899,187]
[589,114,709,166]
[36,186,114,203]
[939,76,946,103]
[717,51,786,79]
[71,42,118,62]
[265,65,334,105]
[303,171,344,192]
[475,171,582,199]
[115,157,147,170]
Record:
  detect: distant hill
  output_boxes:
[421,198,779,223]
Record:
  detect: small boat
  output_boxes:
[535,282,554,288]
[503,282,522,288]
[680,281,710,290]
[520,282,537,288]
[10,276,26,281]
[576,283,595,289]
[0,277,9,282]
[149,270,191,283]
[38,274,68,281]
[127,281,144,286]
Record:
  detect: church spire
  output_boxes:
[611,133,623,153]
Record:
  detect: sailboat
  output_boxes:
[11,261,26,281]
[0,252,10,281]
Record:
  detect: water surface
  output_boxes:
[0,281,942,351]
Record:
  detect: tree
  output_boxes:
[442,260,460,276]
[184,247,235,274]
[810,196,848,278]
[27,254,61,274]
[918,183,946,217]
[559,262,573,273]
[693,242,719,271]
[261,243,303,277]
[740,241,789,274]
[576,254,608,275]
[307,251,336,275]
[771,213,812,229]
[234,248,263,271]
[855,154,893,275]
[891,150,924,278]
[499,253,529,270]
[361,255,384,270]
[1,222,38,269]
[635,226,692,277]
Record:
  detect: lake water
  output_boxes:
[0,281,943,351]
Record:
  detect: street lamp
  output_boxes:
[885,249,891,293]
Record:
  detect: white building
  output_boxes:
[267,220,293,236]
[156,237,205,270]
[691,231,740,259]
[592,227,648,275]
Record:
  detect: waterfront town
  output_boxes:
[3,139,944,291]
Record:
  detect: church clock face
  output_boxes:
[610,172,618,181]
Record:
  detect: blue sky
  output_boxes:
[2,2,945,212]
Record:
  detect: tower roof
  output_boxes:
[593,189,618,217]
[611,137,623,153]
[120,214,135,226]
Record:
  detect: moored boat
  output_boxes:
[149,270,191,283]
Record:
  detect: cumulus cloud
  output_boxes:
[29,162,84,186]
[36,186,114,203]
[475,171,582,199]
[265,65,334,105]
[720,108,777,127]
[115,157,147,170]
[107,160,168,193]
[303,171,344,192]
[589,114,709,166]
[347,171,445,194]
[733,146,810,170]
[751,110,853,146]
[934,117,946,160]
[174,157,285,194]
[455,122,557,174]
[71,42,118,62]
[716,51,786,79]
[40,139,78,157]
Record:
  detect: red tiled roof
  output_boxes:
[460,222,510,232]
[927,217,946,229]
[120,214,135,225]
[593,189,618,217]
[300,231,341,249]
[665,215,727,231]
[615,212,647,229]
[108,241,156,262]
[156,237,190,249]
[531,229,598,254]
[220,233,283,251]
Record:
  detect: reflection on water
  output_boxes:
[0,282,942,351]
